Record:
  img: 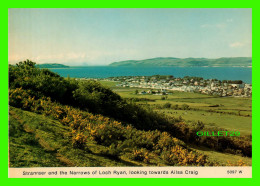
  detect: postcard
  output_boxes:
[8,8,252,178]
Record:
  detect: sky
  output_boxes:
[8,8,252,66]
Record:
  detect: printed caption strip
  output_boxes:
[9,167,252,178]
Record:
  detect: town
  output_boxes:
[93,75,252,97]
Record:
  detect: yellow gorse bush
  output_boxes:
[132,148,151,163]
[72,132,88,149]
[226,160,248,166]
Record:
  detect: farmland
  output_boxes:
[99,80,252,136]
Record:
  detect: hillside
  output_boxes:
[8,60,251,167]
[9,106,131,167]
[109,57,252,67]
[37,63,69,68]
[9,93,212,167]
[9,106,252,167]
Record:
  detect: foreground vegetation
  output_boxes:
[9,89,213,166]
[8,60,252,167]
[9,107,128,167]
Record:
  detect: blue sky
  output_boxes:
[8,8,252,66]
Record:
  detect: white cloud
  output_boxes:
[229,42,244,48]
[9,52,87,64]
[8,55,25,63]
[8,49,140,66]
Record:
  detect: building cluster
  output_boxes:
[105,75,252,97]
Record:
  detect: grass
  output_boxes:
[98,80,118,88]
[99,80,252,136]
[156,109,251,135]
[189,145,252,166]
[9,107,133,167]
[9,108,67,167]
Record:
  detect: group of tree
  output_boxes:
[9,60,172,131]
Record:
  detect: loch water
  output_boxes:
[50,66,252,84]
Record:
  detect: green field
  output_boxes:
[99,80,252,136]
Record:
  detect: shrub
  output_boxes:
[131,148,151,163]
[226,160,248,166]
[72,132,87,149]
[163,102,171,109]
[161,96,167,100]
[161,145,207,166]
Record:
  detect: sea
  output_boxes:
[50,66,252,84]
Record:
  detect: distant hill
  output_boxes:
[109,57,252,67]
[37,63,70,68]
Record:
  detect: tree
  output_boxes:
[163,102,171,109]
[16,59,36,68]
